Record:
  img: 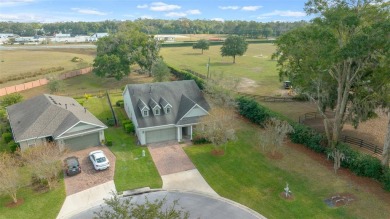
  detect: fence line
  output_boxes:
[0,67,93,97]
[106,90,118,126]
[299,111,383,155]
[236,91,295,102]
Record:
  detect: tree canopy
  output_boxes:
[220,35,248,63]
[273,0,389,148]
[192,39,209,54]
[93,22,160,80]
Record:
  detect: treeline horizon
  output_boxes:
[0,19,308,39]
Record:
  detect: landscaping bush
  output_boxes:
[192,136,211,145]
[7,140,19,152]
[236,96,272,127]
[124,123,135,134]
[290,123,326,153]
[106,139,113,146]
[107,118,116,126]
[116,100,124,107]
[168,65,205,89]
[122,120,132,129]
[349,153,383,180]
[2,132,13,143]
[382,168,390,191]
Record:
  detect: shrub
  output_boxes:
[107,118,116,126]
[382,168,390,191]
[106,139,113,146]
[7,140,18,152]
[290,123,326,153]
[192,136,211,145]
[349,153,383,180]
[236,96,272,127]
[122,120,132,129]
[124,123,135,134]
[167,65,205,89]
[116,100,124,107]
[2,132,12,143]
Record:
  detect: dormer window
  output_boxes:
[137,99,150,117]
[159,97,172,115]
[155,109,160,115]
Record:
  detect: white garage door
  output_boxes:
[146,128,176,144]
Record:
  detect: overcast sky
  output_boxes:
[0,0,313,23]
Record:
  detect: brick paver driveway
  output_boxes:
[63,146,116,195]
[148,141,195,176]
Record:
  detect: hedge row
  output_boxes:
[160,39,275,48]
[236,96,390,191]
[168,65,205,89]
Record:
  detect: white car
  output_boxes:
[89,150,110,170]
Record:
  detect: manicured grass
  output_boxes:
[184,120,390,219]
[105,127,162,192]
[0,180,65,219]
[161,43,280,95]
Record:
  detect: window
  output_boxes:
[143,110,148,117]
[155,109,160,115]
[166,107,171,114]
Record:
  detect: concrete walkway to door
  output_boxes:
[148,141,218,196]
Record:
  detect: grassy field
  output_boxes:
[185,119,390,219]
[161,43,281,95]
[0,48,96,87]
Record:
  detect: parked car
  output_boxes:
[64,156,81,176]
[89,150,110,170]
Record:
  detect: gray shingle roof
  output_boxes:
[6,94,107,142]
[126,80,210,128]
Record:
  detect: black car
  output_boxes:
[64,156,81,176]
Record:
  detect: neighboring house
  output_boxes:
[123,80,210,145]
[6,94,107,151]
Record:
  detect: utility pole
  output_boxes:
[207,57,210,79]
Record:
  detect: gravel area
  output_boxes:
[148,141,195,176]
[63,146,116,195]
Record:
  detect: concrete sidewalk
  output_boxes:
[57,180,116,219]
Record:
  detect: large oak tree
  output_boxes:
[274,0,389,149]
[220,35,248,64]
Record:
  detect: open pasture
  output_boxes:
[0,48,96,87]
[161,43,281,96]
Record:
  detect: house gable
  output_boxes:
[182,105,208,119]
[58,122,103,137]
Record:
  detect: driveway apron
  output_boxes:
[57,180,116,219]
[148,141,218,196]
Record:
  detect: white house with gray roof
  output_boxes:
[6,94,107,151]
[123,80,210,145]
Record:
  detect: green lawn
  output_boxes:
[184,121,390,219]
[105,127,162,192]
[0,180,65,219]
[161,43,281,95]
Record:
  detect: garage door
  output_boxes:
[63,132,100,151]
[146,128,176,144]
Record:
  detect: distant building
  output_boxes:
[54,33,71,38]
[154,35,175,42]
[88,33,109,42]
